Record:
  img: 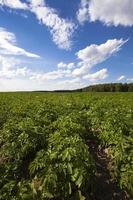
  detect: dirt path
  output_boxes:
[87,139,131,200]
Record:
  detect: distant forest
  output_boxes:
[78,83,133,92]
[36,83,133,93]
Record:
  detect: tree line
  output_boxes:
[79,83,133,92]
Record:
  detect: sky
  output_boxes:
[0,0,133,91]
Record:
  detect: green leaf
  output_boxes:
[67,163,72,174]
[76,175,83,188]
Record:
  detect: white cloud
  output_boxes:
[30,2,75,50]
[0,77,86,91]
[72,66,86,77]
[30,0,45,8]
[31,39,126,83]
[0,1,76,50]
[83,68,108,81]
[30,62,75,82]
[127,78,133,82]
[77,0,90,24]
[0,67,29,79]
[0,55,18,71]
[0,0,28,9]
[117,75,125,81]
[77,0,133,26]
[56,78,86,90]
[0,27,40,82]
[0,35,128,90]
[57,62,67,69]
[76,39,126,62]
[30,70,63,81]
[0,78,42,91]
[0,27,40,58]
[0,55,30,79]
[57,62,75,69]
[30,68,72,81]
[72,39,127,77]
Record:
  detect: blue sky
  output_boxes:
[0,0,133,91]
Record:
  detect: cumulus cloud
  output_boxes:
[0,55,30,79]
[77,39,126,61]
[0,67,29,78]
[117,75,125,81]
[30,63,75,82]
[77,0,133,26]
[0,27,40,58]
[0,36,128,89]
[31,38,127,83]
[0,0,28,9]
[83,68,108,81]
[72,38,127,77]
[57,62,75,69]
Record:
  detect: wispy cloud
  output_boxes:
[0,27,39,81]
[0,0,76,50]
[0,27,40,58]
[30,69,72,81]
[117,75,125,81]
[30,1,76,50]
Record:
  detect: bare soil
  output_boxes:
[87,138,132,200]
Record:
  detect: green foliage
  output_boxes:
[81,83,133,92]
[0,92,133,199]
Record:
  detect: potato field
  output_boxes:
[0,92,133,200]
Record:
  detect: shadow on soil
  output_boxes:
[87,139,131,200]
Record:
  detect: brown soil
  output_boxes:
[87,139,132,200]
